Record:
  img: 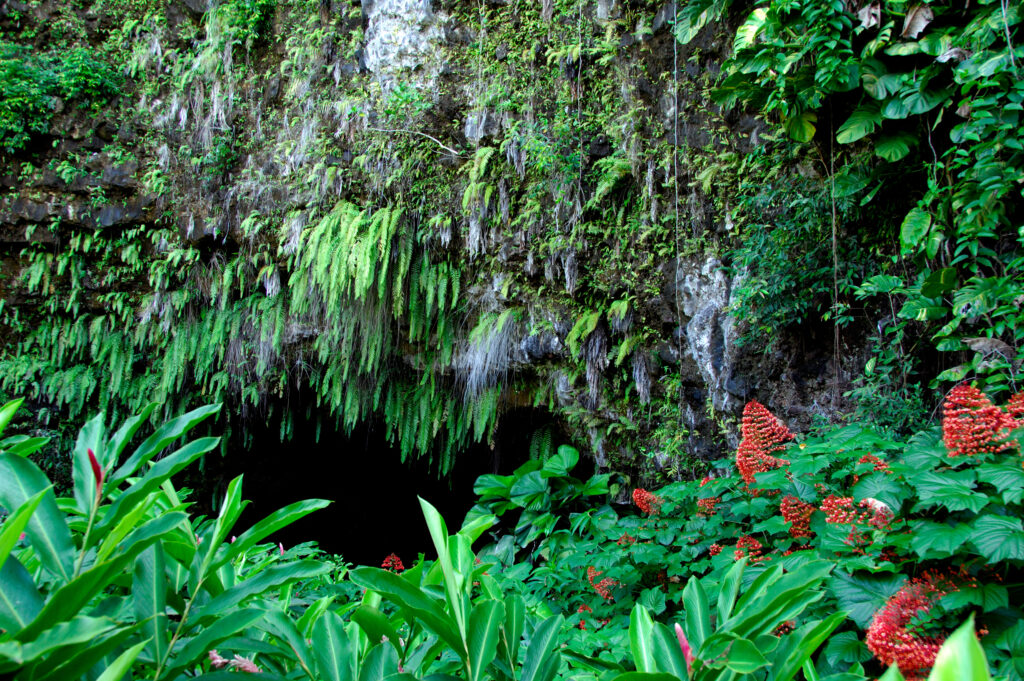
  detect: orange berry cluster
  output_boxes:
[632,488,663,515]
[942,384,1019,457]
[587,566,617,600]
[866,573,959,680]
[736,401,792,489]
[696,496,720,517]
[733,535,763,561]
[381,553,405,573]
[779,495,815,538]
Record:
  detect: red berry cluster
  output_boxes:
[381,553,405,573]
[820,495,858,524]
[696,496,720,517]
[858,453,891,472]
[708,543,723,556]
[942,384,1019,457]
[779,495,815,538]
[733,535,763,561]
[616,533,637,546]
[576,604,592,629]
[1006,391,1024,419]
[736,401,792,489]
[632,488,663,515]
[866,573,959,680]
[587,566,617,600]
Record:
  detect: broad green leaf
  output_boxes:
[823,631,872,667]
[921,268,958,298]
[909,470,987,513]
[16,511,185,641]
[466,600,504,681]
[418,496,465,638]
[836,105,881,143]
[639,587,667,616]
[96,438,219,537]
[72,413,106,515]
[874,133,916,161]
[109,403,221,486]
[651,622,689,679]
[682,577,710,649]
[977,463,1024,505]
[0,616,117,666]
[0,454,74,583]
[360,642,400,681]
[211,498,331,571]
[770,613,845,681]
[0,489,45,575]
[941,583,1009,612]
[734,8,767,50]
[608,674,679,681]
[260,610,318,677]
[352,605,402,657]
[928,615,991,681]
[969,515,1024,562]
[349,567,463,655]
[498,594,524,667]
[717,558,745,622]
[30,628,138,681]
[542,446,579,477]
[785,111,817,142]
[195,473,247,578]
[0,398,23,434]
[96,638,150,681]
[0,555,43,632]
[196,560,329,620]
[900,207,932,251]
[314,611,354,681]
[830,571,906,628]
[725,638,768,673]
[629,605,657,673]
[0,435,49,458]
[133,543,168,664]
[909,521,973,558]
[105,403,158,467]
[161,608,265,680]
[520,615,563,681]
[509,471,549,511]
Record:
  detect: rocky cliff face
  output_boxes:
[0,0,863,479]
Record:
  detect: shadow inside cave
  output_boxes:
[200,404,571,567]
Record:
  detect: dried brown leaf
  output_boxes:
[964,337,1016,359]
[858,2,881,30]
[937,47,972,63]
[901,5,934,39]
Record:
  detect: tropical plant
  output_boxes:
[0,398,332,680]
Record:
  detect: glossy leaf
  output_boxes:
[0,489,45,575]
[95,638,150,681]
[466,600,504,681]
[0,555,43,632]
[133,543,168,664]
[629,604,657,673]
[0,454,75,583]
[314,610,355,681]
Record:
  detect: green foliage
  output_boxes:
[0,399,336,680]
[0,42,120,153]
[699,0,1024,396]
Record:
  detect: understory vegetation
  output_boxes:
[1,389,1021,679]
[1,0,1023,678]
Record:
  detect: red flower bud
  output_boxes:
[87,448,104,497]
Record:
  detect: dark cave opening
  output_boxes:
[201,403,572,567]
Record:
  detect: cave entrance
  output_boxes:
[210,404,569,567]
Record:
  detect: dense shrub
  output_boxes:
[0,42,120,153]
